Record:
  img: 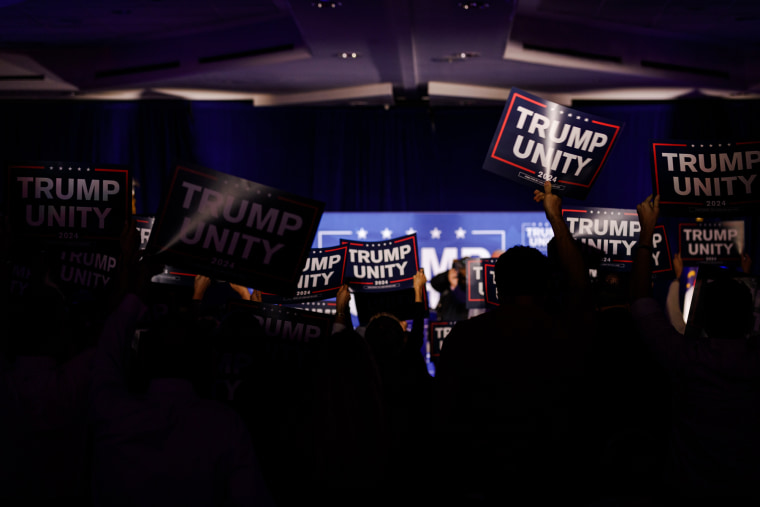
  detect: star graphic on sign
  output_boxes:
[381,227,393,239]
[430,227,442,239]
[405,227,417,235]
[357,227,368,240]
[455,227,467,239]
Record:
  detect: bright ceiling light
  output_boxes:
[458,2,490,10]
[432,51,480,63]
[312,1,342,8]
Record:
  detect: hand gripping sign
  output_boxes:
[340,234,420,292]
[145,164,324,296]
[651,140,760,216]
[562,206,673,275]
[483,88,623,199]
[7,161,131,245]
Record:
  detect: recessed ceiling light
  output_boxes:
[312,1,342,8]
[432,51,480,63]
[336,52,360,59]
[458,2,490,10]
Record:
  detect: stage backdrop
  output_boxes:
[313,210,549,312]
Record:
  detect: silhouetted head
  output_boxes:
[495,246,551,303]
[138,311,216,382]
[216,310,265,346]
[11,282,70,358]
[594,269,630,310]
[700,277,754,339]
[365,313,406,360]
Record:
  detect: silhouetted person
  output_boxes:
[585,268,669,500]
[434,182,594,504]
[293,327,390,506]
[89,224,273,507]
[1,279,95,505]
[630,194,760,503]
[210,303,305,507]
[363,270,432,506]
[431,258,469,321]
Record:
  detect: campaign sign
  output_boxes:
[226,300,334,344]
[678,220,745,264]
[340,234,420,292]
[225,300,334,367]
[429,321,457,365]
[483,88,623,199]
[282,300,338,316]
[7,260,32,298]
[466,257,498,309]
[651,140,760,216]
[563,207,673,274]
[48,243,122,305]
[6,161,131,244]
[261,246,348,303]
[134,215,154,250]
[6,250,38,299]
[145,164,324,295]
[483,260,500,308]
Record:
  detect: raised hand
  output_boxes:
[533,181,562,223]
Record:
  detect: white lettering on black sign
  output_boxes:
[147,164,324,295]
[226,301,333,344]
[466,257,498,309]
[678,220,745,263]
[262,246,347,303]
[484,261,499,307]
[652,141,760,215]
[176,181,304,264]
[135,216,155,250]
[342,234,419,292]
[429,322,456,360]
[9,164,130,242]
[563,207,672,274]
[483,88,623,199]
[57,249,118,289]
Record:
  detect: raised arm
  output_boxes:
[630,194,660,302]
[409,269,428,348]
[91,219,157,422]
[334,284,352,330]
[741,252,752,274]
[414,269,427,302]
[533,181,589,293]
[665,252,686,334]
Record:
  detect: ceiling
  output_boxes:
[1,0,760,106]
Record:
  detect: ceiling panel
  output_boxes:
[0,0,758,104]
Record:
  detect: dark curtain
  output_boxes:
[0,99,195,216]
[0,97,757,260]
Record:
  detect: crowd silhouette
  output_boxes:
[1,181,759,506]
